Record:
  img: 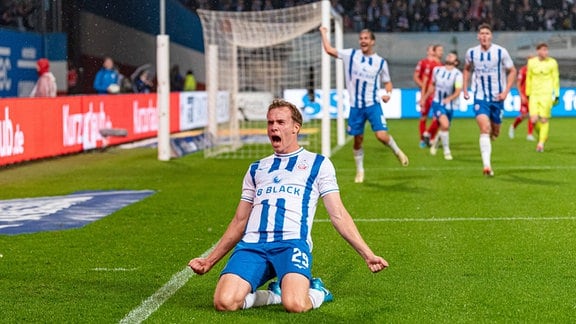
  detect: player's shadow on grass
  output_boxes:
[363,178,424,193]
[500,170,562,186]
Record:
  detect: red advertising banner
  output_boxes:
[0,93,181,167]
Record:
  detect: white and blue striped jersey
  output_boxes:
[465,44,514,102]
[240,147,339,250]
[338,48,391,109]
[431,66,463,110]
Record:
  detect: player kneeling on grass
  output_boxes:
[420,51,463,161]
[188,99,388,313]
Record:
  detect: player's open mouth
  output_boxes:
[271,135,281,143]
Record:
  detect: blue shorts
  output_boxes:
[431,102,453,122]
[473,100,504,124]
[347,103,388,136]
[221,239,313,292]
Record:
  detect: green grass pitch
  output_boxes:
[1,117,576,323]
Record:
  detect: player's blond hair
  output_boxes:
[267,99,303,127]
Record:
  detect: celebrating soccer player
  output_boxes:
[420,51,463,161]
[462,23,516,177]
[188,99,388,313]
[319,26,408,184]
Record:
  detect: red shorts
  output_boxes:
[520,103,529,115]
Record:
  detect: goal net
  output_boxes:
[197,0,346,159]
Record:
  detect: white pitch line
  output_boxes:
[314,216,576,223]
[92,268,139,272]
[337,164,576,173]
[119,243,217,324]
[119,214,576,322]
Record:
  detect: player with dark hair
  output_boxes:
[319,26,408,184]
[526,43,559,152]
[421,51,463,160]
[462,23,516,176]
[189,99,388,313]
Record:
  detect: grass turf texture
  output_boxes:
[1,118,576,323]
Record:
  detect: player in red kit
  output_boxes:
[509,57,535,141]
[414,44,443,147]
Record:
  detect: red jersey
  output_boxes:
[415,57,442,91]
[517,65,527,97]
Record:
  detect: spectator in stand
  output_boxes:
[467,0,484,31]
[569,2,576,30]
[0,0,38,31]
[170,64,184,92]
[93,56,120,94]
[492,0,506,31]
[67,60,79,95]
[283,0,296,9]
[366,0,380,31]
[448,0,467,31]
[183,70,197,91]
[191,0,576,32]
[263,0,274,10]
[479,0,493,27]
[234,0,246,11]
[438,0,451,31]
[30,58,57,97]
[426,0,441,32]
[133,69,154,93]
[251,0,262,11]
[331,0,346,18]
[351,2,365,32]
[391,0,410,32]
[519,0,538,30]
[378,0,391,32]
[411,0,426,32]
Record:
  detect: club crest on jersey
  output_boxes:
[297,161,308,170]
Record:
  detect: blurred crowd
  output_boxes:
[181,0,576,32]
[0,0,39,31]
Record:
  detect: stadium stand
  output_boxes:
[179,0,576,33]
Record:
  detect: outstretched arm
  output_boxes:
[319,26,338,58]
[322,192,388,273]
[188,200,252,274]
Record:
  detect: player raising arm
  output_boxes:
[319,26,408,184]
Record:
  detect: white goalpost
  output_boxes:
[197,0,346,159]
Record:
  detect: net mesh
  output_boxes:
[198,2,342,159]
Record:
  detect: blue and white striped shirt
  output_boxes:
[431,66,463,110]
[338,48,391,109]
[240,147,339,250]
[465,43,514,102]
